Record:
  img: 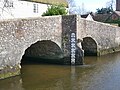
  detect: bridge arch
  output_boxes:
[81,37,98,56]
[21,40,64,64]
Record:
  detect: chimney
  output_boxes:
[116,0,120,11]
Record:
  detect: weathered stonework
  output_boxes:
[0,64,20,79]
[0,15,80,79]
[61,15,77,64]
[0,16,64,79]
[77,16,120,56]
[0,15,120,79]
[116,0,120,11]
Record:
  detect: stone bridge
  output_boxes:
[0,15,120,79]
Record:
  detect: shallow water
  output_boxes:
[1,52,120,90]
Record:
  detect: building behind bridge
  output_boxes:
[81,0,120,27]
[0,0,68,20]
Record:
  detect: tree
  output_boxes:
[106,0,114,10]
[96,7,113,14]
[96,0,114,14]
[42,4,67,16]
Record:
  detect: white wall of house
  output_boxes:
[0,0,48,20]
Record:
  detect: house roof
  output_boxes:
[81,14,89,18]
[104,11,120,23]
[81,11,120,24]
[93,13,111,22]
[81,13,94,21]
[81,12,94,18]
[93,11,120,23]
[81,12,111,22]
[25,0,68,6]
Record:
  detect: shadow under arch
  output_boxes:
[21,40,64,65]
[81,37,97,56]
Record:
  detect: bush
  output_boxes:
[42,4,67,16]
[96,7,113,14]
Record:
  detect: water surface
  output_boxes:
[1,52,120,90]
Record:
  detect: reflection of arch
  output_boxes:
[21,40,63,64]
[81,37,97,56]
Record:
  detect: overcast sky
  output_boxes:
[72,0,116,12]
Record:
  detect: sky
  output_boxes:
[73,0,116,12]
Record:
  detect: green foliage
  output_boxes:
[96,7,113,14]
[42,4,67,16]
[105,19,120,26]
[105,19,120,23]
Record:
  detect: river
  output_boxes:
[1,52,120,90]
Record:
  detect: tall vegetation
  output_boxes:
[42,4,67,16]
[96,7,113,14]
[96,0,114,14]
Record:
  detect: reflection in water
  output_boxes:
[1,52,120,90]
[71,66,78,90]
[0,76,24,90]
[21,65,71,90]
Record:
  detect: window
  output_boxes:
[4,0,13,7]
[33,4,38,13]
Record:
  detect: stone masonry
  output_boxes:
[0,15,120,79]
[77,15,120,56]
[0,15,79,79]
[116,0,120,11]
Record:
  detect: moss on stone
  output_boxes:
[98,46,120,56]
[0,71,20,80]
[0,65,21,80]
[0,74,4,79]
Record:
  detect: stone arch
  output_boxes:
[21,40,64,64]
[81,37,97,56]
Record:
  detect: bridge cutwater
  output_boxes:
[0,15,120,79]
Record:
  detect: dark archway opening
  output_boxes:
[81,37,97,56]
[21,40,64,65]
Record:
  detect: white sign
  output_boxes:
[70,33,76,65]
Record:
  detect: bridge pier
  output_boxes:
[62,15,84,65]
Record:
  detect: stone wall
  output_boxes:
[116,0,120,11]
[0,15,82,79]
[77,16,120,56]
[1,14,120,79]
[0,16,63,79]
[61,15,77,64]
